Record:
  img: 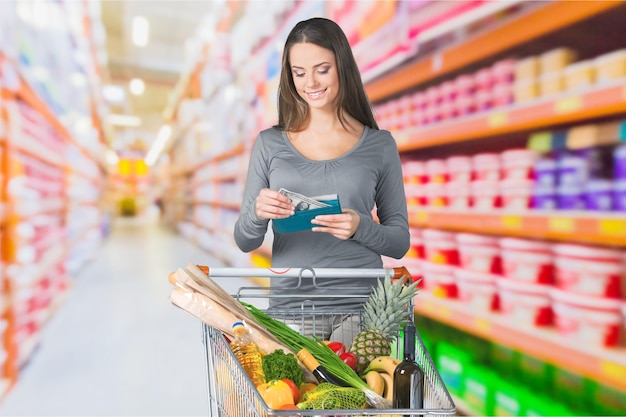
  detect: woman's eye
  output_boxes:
[318,68,329,74]
[294,72,305,78]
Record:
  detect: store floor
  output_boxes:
[0,212,250,416]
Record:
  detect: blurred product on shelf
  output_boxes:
[455,233,501,274]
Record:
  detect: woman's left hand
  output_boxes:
[311,209,360,240]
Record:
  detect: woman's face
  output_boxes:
[289,42,339,112]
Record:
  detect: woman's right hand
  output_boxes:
[255,188,295,220]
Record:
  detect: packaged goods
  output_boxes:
[425,159,447,183]
[445,181,471,209]
[557,154,589,185]
[475,89,493,112]
[454,93,476,116]
[514,79,540,102]
[422,229,459,265]
[499,237,554,284]
[551,288,623,347]
[500,179,534,210]
[566,122,622,149]
[534,158,557,186]
[454,74,475,96]
[614,180,626,211]
[471,180,501,210]
[594,49,626,82]
[532,183,557,210]
[472,153,501,181]
[456,233,502,274]
[539,47,577,74]
[408,227,425,259]
[539,71,565,96]
[446,156,472,183]
[440,80,456,101]
[552,243,624,298]
[496,278,553,327]
[425,182,447,207]
[474,67,493,91]
[463,365,496,416]
[564,60,596,90]
[491,59,516,84]
[453,268,499,312]
[514,56,540,81]
[556,182,585,210]
[492,82,514,107]
[614,144,626,179]
[501,149,540,180]
[420,261,457,298]
[584,179,614,211]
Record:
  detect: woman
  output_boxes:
[234,17,409,341]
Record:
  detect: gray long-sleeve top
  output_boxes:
[234,126,410,309]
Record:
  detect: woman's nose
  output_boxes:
[305,72,319,88]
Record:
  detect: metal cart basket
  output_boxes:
[197,266,456,417]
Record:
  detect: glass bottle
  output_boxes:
[296,348,348,386]
[230,321,266,386]
[392,320,424,416]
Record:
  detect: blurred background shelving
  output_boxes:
[1,1,625,415]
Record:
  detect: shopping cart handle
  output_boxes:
[195,265,413,283]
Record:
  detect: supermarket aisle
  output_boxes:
[0,213,245,416]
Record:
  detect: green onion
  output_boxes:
[240,302,390,409]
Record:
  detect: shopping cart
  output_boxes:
[190,266,456,417]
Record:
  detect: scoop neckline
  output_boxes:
[280,126,369,162]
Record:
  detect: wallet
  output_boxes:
[273,195,342,233]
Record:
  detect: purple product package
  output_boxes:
[557,183,585,210]
[614,180,626,211]
[533,183,557,210]
[584,179,614,211]
[534,158,557,186]
[614,145,626,180]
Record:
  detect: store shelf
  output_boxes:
[365,1,622,102]
[394,82,626,151]
[414,291,626,393]
[408,207,626,246]
[171,143,246,177]
[15,73,104,172]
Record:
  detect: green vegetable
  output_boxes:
[261,349,304,387]
[240,302,391,409]
[297,383,366,410]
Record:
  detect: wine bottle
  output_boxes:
[392,320,424,417]
[296,348,349,387]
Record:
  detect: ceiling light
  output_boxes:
[132,16,149,47]
[145,125,172,166]
[129,78,145,95]
[102,85,126,103]
[108,114,142,127]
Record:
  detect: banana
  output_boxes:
[363,370,385,396]
[379,371,394,402]
[362,356,401,375]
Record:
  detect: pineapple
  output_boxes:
[349,276,419,373]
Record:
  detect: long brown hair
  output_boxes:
[274,17,378,132]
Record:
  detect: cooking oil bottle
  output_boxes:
[230,321,266,386]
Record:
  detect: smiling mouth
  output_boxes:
[306,88,327,99]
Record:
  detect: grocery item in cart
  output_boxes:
[230,321,266,386]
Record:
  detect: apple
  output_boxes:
[339,352,357,370]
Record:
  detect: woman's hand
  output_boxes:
[311,209,360,240]
[255,188,295,220]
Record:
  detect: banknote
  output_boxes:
[279,188,331,211]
